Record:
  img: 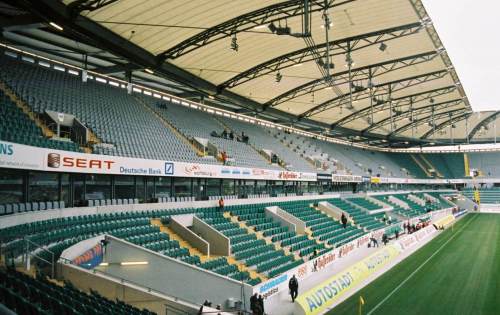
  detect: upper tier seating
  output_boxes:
[0,90,81,152]
[422,154,465,179]
[0,54,213,164]
[312,140,410,177]
[139,97,279,169]
[0,268,156,315]
[468,152,500,177]
[219,117,317,172]
[389,154,428,178]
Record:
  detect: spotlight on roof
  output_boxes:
[379,42,387,52]
[350,82,365,92]
[144,68,154,74]
[318,58,334,69]
[275,71,282,83]
[268,22,291,35]
[207,95,215,100]
[230,35,238,51]
[49,22,63,31]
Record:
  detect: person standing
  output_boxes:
[289,275,299,302]
[257,295,264,315]
[218,197,224,212]
[250,293,258,314]
[341,213,348,229]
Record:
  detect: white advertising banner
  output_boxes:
[331,174,363,183]
[0,141,317,181]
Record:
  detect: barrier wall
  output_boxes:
[192,216,230,256]
[265,206,297,233]
[275,207,306,234]
[170,216,210,256]
[96,235,252,311]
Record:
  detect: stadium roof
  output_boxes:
[1,0,491,147]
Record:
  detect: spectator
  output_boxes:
[395,229,399,239]
[341,213,348,229]
[382,234,388,245]
[313,249,318,257]
[222,129,228,139]
[288,275,299,302]
[229,130,234,140]
[218,197,224,212]
[257,295,264,315]
[369,237,379,248]
[221,151,227,165]
[250,293,258,314]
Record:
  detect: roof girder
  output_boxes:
[158,0,357,60]
[363,98,464,133]
[300,69,450,119]
[266,51,438,108]
[218,22,423,90]
[420,112,473,139]
[331,85,457,127]
[466,112,500,140]
[390,108,469,136]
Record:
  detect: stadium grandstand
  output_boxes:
[0,1,499,315]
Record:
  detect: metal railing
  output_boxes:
[24,237,55,278]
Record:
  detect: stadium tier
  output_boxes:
[1,0,499,314]
[0,268,156,315]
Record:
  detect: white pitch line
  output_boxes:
[366,215,477,315]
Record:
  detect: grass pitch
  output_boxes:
[329,214,500,315]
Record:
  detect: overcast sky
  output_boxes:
[421,0,500,112]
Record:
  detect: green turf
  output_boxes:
[328,214,500,315]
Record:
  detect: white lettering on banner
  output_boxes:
[0,141,317,181]
[332,174,363,183]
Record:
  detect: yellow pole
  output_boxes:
[359,296,365,315]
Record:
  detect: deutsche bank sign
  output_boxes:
[164,162,174,175]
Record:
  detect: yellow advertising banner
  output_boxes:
[295,245,401,315]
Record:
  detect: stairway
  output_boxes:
[419,154,443,178]
[410,154,432,177]
[150,218,208,262]
[135,95,208,158]
[0,80,100,153]
[213,116,284,169]
[223,212,271,281]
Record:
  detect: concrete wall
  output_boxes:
[388,195,409,209]
[170,216,210,256]
[275,208,306,234]
[60,263,234,315]
[97,236,252,312]
[317,201,345,221]
[265,206,296,232]
[192,216,230,256]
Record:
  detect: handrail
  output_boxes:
[24,237,55,278]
